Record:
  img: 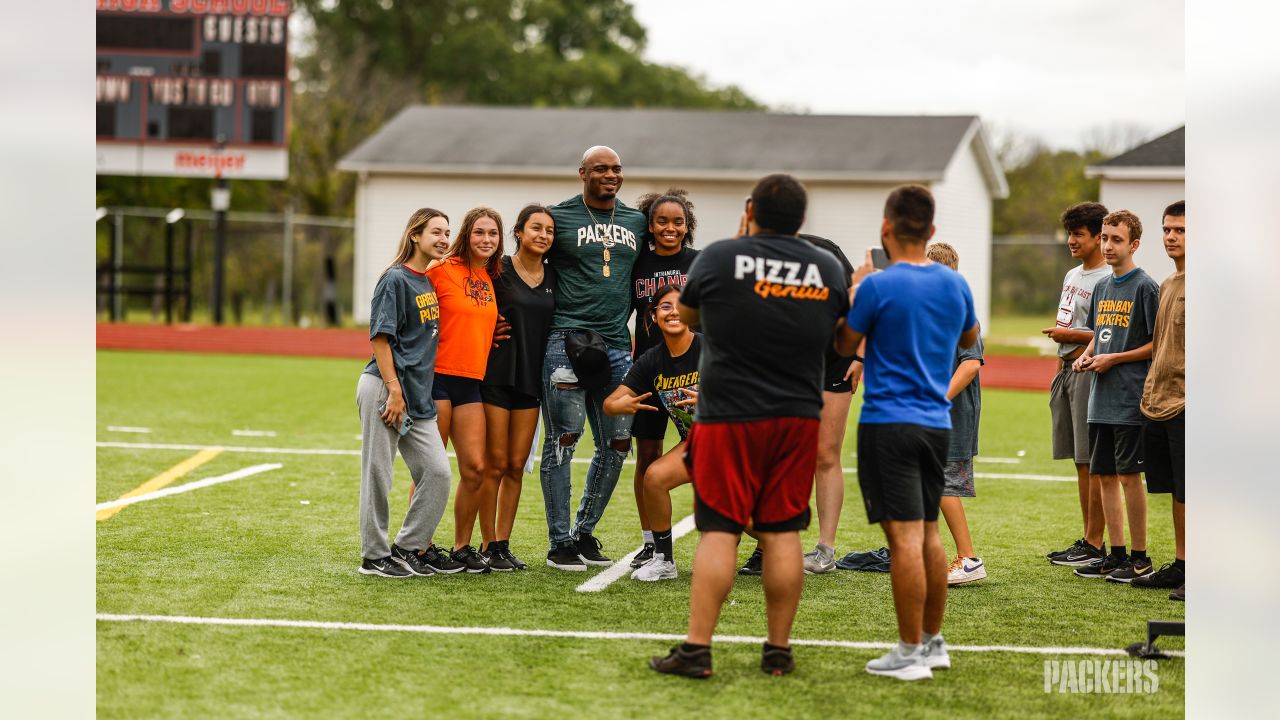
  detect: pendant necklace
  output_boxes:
[582,196,617,278]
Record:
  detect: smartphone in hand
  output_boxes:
[869,247,890,270]
[377,403,415,436]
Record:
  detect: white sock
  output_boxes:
[642,530,654,544]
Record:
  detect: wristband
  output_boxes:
[851,353,864,363]
[385,377,400,385]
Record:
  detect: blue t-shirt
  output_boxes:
[847,262,978,428]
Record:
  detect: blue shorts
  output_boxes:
[431,373,482,406]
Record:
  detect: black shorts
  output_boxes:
[824,356,854,393]
[824,376,853,393]
[631,406,669,440]
[1088,423,1144,475]
[1142,412,1184,503]
[431,373,482,406]
[479,384,540,411]
[856,423,948,523]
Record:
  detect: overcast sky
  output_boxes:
[631,0,1184,153]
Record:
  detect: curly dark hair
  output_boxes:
[1060,202,1108,236]
[635,188,697,251]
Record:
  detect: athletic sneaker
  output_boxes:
[484,543,516,572]
[1169,584,1184,602]
[450,545,491,574]
[1050,540,1107,567]
[575,533,613,566]
[866,644,933,681]
[358,557,412,578]
[631,542,656,569]
[649,644,713,678]
[947,556,987,586]
[419,544,466,574]
[1106,557,1154,584]
[497,541,528,571]
[1131,562,1184,590]
[803,544,836,575]
[761,644,795,676]
[631,554,678,582]
[1074,553,1126,579]
[1047,537,1085,560]
[923,634,951,670]
[389,544,437,577]
[738,548,764,576]
[547,543,588,571]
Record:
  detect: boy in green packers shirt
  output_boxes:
[1071,210,1159,582]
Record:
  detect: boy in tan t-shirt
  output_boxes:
[1132,201,1186,602]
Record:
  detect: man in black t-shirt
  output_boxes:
[648,174,850,679]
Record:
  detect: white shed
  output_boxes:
[1086,126,1184,280]
[339,106,1009,327]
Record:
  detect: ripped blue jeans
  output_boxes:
[539,329,635,549]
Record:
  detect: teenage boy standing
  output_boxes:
[1071,210,1159,582]
[1132,201,1186,601]
[835,185,980,681]
[1045,202,1111,568]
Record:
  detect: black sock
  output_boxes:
[1110,545,1127,558]
[1173,558,1185,571]
[681,642,709,653]
[764,642,790,653]
[1132,549,1148,561]
[655,528,674,560]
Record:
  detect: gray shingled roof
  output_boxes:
[1096,126,1184,168]
[338,106,988,182]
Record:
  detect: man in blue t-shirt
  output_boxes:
[835,185,979,681]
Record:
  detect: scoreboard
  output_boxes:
[96,0,291,180]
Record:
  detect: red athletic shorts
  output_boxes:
[685,417,819,533]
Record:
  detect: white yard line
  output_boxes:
[94,613,1180,657]
[974,456,1022,464]
[232,429,278,437]
[576,514,697,593]
[106,426,152,433]
[98,442,1076,481]
[94,464,283,512]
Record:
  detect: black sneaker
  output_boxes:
[650,644,713,679]
[761,644,795,676]
[1074,553,1126,579]
[419,544,467,574]
[1107,557,1154,584]
[631,542,656,569]
[739,548,764,576]
[1132,563,1185,589]
[1050,540,1106,567]
[1047,537,1085,561]
[499,541,528,570]
[451,545,491,574]
[358,557,412,578]
[1169,584,1184,602]
[575,533,613,566]
[484,542,516,572]
[390,544,436,577]
[547,543,588,571]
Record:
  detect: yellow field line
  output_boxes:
[96,448,222,521]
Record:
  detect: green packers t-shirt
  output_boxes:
[362,264,441,420]
[1085,267,1160,425]
[547,194,648,349]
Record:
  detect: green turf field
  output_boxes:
[97,350,1184,718]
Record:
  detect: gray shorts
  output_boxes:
[943,458,975,498]
[1049,360,1091,464]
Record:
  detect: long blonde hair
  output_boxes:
[386,208,448,272]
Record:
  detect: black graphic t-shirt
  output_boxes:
[483,255,557,398]
[630,246,699,359]
[1085,267,1160,425]
[799,234,856,387]
[680,234,850,422]
[622,334,701,441]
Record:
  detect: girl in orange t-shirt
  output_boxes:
[425,207,503,572]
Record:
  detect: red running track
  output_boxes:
[97,324,1058,391]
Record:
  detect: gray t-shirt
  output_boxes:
[1056,264,1110,357]
[362,265,441,420]
[947,336,984,461]
[1085,267,1160,425]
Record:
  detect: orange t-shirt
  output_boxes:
[425,257,498,379]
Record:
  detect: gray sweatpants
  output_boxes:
[357,373,452,560]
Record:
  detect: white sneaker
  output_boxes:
[803,544,836,574]
[866,644,932,680]
[947,556,987,586]
[923,634,951,670]
[630,554,677,582]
